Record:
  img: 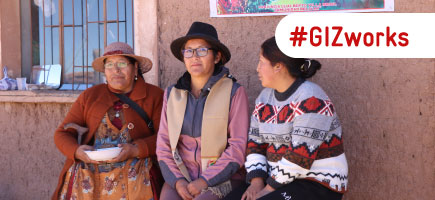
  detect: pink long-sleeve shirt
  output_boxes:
[156,69,249,188]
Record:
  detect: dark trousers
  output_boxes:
[224,179,343,200]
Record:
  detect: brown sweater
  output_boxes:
[52,77,163,199]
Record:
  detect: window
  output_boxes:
[29,0,134,90]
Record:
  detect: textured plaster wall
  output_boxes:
[0,102,71,200]
[157,0,435,200]
[134,0,159,85]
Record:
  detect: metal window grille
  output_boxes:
[30,0,134,90]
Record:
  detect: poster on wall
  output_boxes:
[210,0,394,17]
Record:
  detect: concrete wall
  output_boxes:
[157,0,435,200]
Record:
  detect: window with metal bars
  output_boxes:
[30,0,134,90]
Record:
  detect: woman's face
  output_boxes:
[257,52,276,88]
[183,39,221,79]
[104,55,137,93]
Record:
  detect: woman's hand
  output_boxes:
[74,145,99,164]
[175,179,194,200]
[242,177,265,200]
[187,178,208,197]
[107,143,139,163]
[255,184,275,199]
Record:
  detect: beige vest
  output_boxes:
[167,76,233,197]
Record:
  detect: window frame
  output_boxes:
[27,0,135,90]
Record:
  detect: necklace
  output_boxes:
[114,101,123,118]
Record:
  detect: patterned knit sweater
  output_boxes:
[245,79,348,193]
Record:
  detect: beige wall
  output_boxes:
[0,102,70,199]
[134,0,159,85]
[157,0,435,200]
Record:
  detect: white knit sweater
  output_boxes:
[245,80,348,193]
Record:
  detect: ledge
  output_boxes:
[0,90,81,103]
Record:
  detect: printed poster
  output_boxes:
[210,0,394,17]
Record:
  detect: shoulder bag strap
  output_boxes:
[113,93,155,134]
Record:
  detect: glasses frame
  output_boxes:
[181,47,215,58]
[104,61,132,70]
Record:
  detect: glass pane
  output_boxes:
[98,22,105,84]
[64,27,74,84]
[99,0,104,21]
[39,26,44,65]
[119,22,126,43]
[126,0,133,47]
[87,23,100,65]
[119,0,125,21]
[44,27,52,65]
[31,0,41,66]
[75,27,87,84]
[99,23,104,51]
[107,0,117,21]
[52,27,60,64]
[87,0,99,22]
[82,0,87,26]
[74,28,84,67]
[38,1,44,27]
[74,0,83,25]
[64,0,73,25]
[52,0,60,25]
[83,32,89,67]
[107,23,118,44]
[88,23,102,86]
[41,0,51,26]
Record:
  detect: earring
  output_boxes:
[134,75,138,81]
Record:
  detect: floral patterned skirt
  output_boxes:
[59,158,153,200]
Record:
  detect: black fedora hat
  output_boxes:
[170,22,231,65]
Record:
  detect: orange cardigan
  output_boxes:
[52,77,163,199]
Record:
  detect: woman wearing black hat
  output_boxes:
[156,22,250,200]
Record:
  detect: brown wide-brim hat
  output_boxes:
[92,42,152,73]
[170,21,231,65]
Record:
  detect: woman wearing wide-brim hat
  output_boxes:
[53,42,164,200]
[156,22,250,199]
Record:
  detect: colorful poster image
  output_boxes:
[210,0,394,17]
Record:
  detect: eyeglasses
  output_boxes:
[181,47,214,58]
[104,62,131,69]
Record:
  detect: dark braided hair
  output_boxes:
[261,36,321,78]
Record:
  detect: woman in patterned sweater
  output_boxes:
[225,37,348,200]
